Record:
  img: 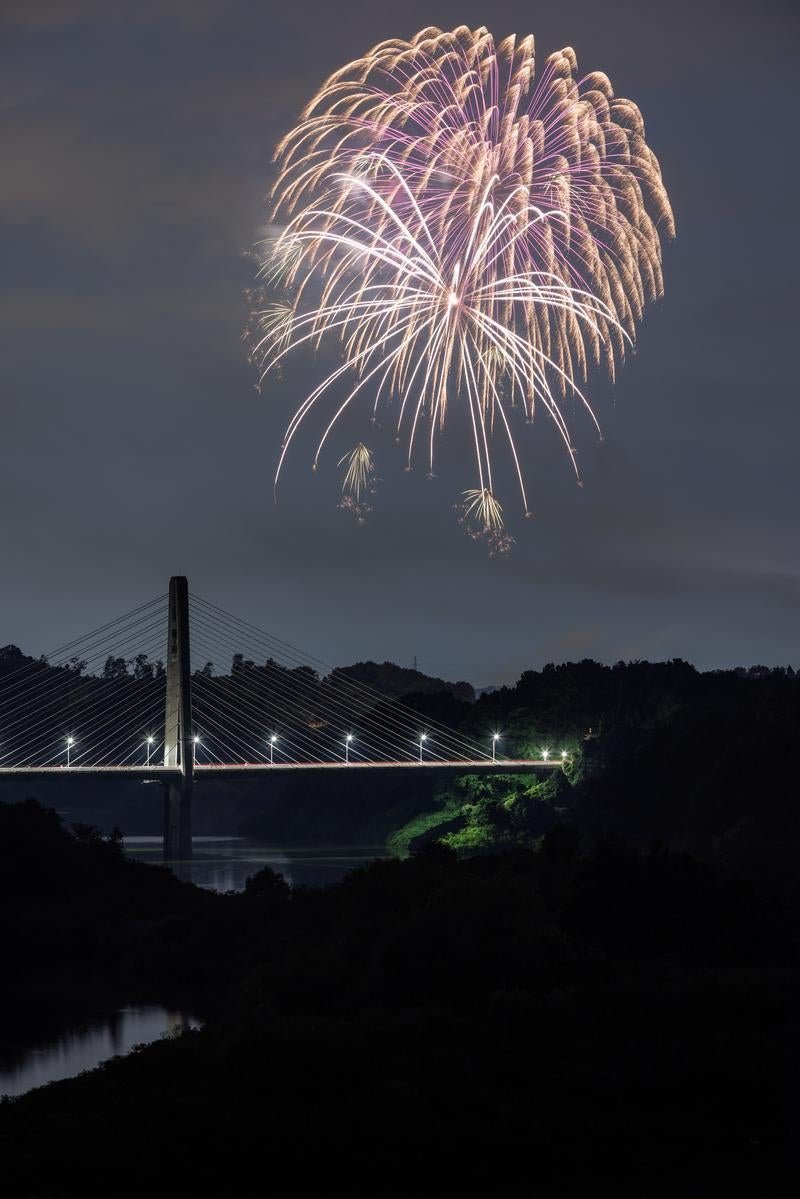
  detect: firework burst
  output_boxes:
[339,443,375,501]
[337,442,377,522]
[254,25,673,539]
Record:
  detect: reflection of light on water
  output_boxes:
[124,837,390,893]
[2,844,390,1098]
[0,1006,201,1099]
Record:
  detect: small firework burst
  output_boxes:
[255,231,305,285]
[339,443,375,501]
[244,298,296,382]
[338,443,377,523]
[462,488,504,532]
[458,488,515,555]
[255,301,295,353]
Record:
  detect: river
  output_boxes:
[0,1007,201,1100]
[123,835,391,891]
[1,838,388,1099]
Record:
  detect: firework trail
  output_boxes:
[252,25,673,544]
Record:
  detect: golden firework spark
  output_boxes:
[461,488,504,533]
[338,442,375,502]
[254,26,674,535]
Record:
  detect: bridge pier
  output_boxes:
[162,576,194,862]
[163,777,193,860]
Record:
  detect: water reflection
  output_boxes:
[0,1006,200,1099]
[124,836,389,891]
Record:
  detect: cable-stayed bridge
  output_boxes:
[0,578,556,856]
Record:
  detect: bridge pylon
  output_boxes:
[163,576,193,860]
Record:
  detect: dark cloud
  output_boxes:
[0,1,223,32]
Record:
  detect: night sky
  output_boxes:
[1,0,797,686]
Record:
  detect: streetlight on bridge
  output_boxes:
[145,735,154,768]
[492,732,500,762]
[192,735,200,765]
[65,736,74,768]
[268,733,277,765]
[345,733,353,764]
[541,748,550,762]
[418,733,427,763]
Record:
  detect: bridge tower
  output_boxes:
[163,576,193,859]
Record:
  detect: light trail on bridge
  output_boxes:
[0,758,555,779]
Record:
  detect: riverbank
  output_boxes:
[1,799,797,1193]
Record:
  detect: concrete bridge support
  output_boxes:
[163,576,193,860]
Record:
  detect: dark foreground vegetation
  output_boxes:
[2,798,799,1195]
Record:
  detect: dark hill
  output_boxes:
[1,802,797,1193]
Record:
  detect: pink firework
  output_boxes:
[254,25,674,540]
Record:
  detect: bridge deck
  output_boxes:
[0,759,556,781]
